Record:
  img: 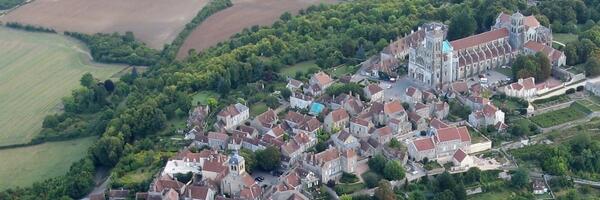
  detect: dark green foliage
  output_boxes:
[340,172,359,183]
[374,180,395,200]
[91,136,124,167]
[174,172,193,183]
[104,79,115,92]
[447,9,477,40]
[511,168,529,188]
[585,56,600,77]
[65,31,160,66]
[5,22,56,33]
[80,73,95,88]
[449,100,471,119]
[368,154,387,173]
[362,171,381,188]
[255,146,281,171]
[326,83,366,100]
[511,53,551,83]
[240,148,257,173]
[383,160,405,181]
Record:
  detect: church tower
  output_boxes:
[228,152,245,176]
[509,11,525,50]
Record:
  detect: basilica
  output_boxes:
[405,12,566,88]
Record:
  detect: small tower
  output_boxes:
[228,151,245,176]
[509,11,525,50]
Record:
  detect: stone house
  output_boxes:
[324,108,349,132]
[216,103,249,130]
[349,118,373,138]
[363,83,384,102]
[302,147,357,182]
[290,92,313,110]
[332,130,360,150]
[251,108,278,133]
[468,103,505,128]
[208,132,229,150]
[503,77,537,100]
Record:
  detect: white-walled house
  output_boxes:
[503,77,537,100]
[216,103,249,130]
[290,93,313,109]
[468,103,505,128]
[363,83,384,102]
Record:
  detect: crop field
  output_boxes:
[0,0,209,49]
[0,27,123,146]
[177,0,338,59]
[0,137,96,190]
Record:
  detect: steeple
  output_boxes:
[228,151,245,176]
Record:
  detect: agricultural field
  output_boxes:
[0,137,96,190]
[0,0,209,49]
[0,27,124,146]
[177,0,338,58]
[529,104,590,128]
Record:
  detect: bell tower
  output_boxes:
[509,11,525,50]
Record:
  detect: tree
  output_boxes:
[448,11,477,40]
[383,160,405,181]
[174,172,193,183]
[90,136,124,167]
[368,154,387,173]
[240,149,257,173]
[409,191,426,200]
[585,56,600,77]
[280,11,292,21]
[389,138,400,148]
[434,190,456,200]
[463,167,481,184]
[374,180,395,200]
[264,96,280,108]
[362,172,380,188]
[281,88,292,99]
[256,146,281,171]
[535,52,552,82]
[511,168,530,189]
[104,79,115,92]
[80,73,95,88]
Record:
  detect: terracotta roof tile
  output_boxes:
[413,137,435,151]
[450,28,508,50]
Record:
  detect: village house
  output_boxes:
[465,96,490,111]
[349,117,373,138]
[284,111,309,129]
[188,105,210,130]
[281,131,318,167]
[503,77,537,100]
[408,111,428,131]
[302,147,357,182]
[413,103,431,118]
[432,101,450,119]
[290,92,313,110]
[332,130,360,150]
[452,148,473,169]
[324,108,350,132]
[331,93,364,116]
[468,103,505,128]
[370,126,393,144]
[408,126,472,163]
[296,117,321,136]
[363,83,384,102]
[287,78,304,92]
[184,185,217,200]
[388,118,413,136]
[532,179,548,195]
[216,103,249,130]
[251,108,278,133]
[208,132,229,150]
[305,71,334,96]
[404,87,423,105]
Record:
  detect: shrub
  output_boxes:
[340,172,359,183]
[362,172,381,188]
[566,88,576,94]
[576,86,584,91]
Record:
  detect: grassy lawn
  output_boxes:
[576,99,600,112]
[530,104,589,128]
[250,102,268,117]
[0,27,124,146]
[191,90,219,106]
[279,60,320,77]
[326,64,359,79]
[334,182,365,195]
[0,137,96,190]
[468,127,489,143]
[553,33,578,44]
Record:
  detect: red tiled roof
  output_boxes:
[406,87,418,97]
[483,104,498,117]
[218,104,240,117]
[366,83,383,95]
[430,118,449,129]
[524,16,540,28]
[330,108,349,122]
[413,137,435,151]
[453,148,467,162]
[452,81,468,93]
[450,28,509,50]
[384,100,405,114]
[351,118,369,127]
[313,71,333,87]
[375,126,392,137]
[436,126,471,143]
[186,186,210,200]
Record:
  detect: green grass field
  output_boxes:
[0,27,124,146]
[250,102,268,117]
[279,60,321,77]
[191,90,219,106]
[553,33,578,44]
[0,137,96,190]
[530,104,589,128]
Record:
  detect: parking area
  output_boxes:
[466,69,510,87]
[251,170,279,187]
[383,77,431,102]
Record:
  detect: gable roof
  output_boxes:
[450,28,509,50]
[413,137,435,151]
[435,126,471,143]
[329,108,349,122]
[365,83,383,95]
[384,100,405,114]
[312,71,333,87]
